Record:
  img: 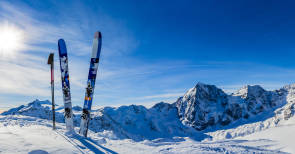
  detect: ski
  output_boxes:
[58,39,74,132]
[79,31,102,137]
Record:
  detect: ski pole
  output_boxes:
[47,53,56,130]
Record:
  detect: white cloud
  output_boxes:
[0,1,139,107]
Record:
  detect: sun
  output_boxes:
[0,23,24,56]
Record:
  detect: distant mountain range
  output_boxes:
[2,82,295,141]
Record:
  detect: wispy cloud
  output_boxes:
[134,93,184,100]
[0,1,138,107]
[0,1,295,109]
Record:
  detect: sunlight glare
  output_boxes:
[0,23,24,56]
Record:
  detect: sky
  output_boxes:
[1,0,295,108]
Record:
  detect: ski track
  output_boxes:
[55,130,117,154]
[54,131,87,154]
[0,115,289,153]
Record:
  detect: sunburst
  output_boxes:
[0,23,24,56]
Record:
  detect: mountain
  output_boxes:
[175,83,229,130]
[175,83,288,131]
[2,82,295,142]
[1,99,202,141]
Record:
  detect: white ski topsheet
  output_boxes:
[91,31,101,58]
[91,37,99,58]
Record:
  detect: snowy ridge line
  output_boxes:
[2,82,295,142]
[54,130,87,154]
[175,82,295,132]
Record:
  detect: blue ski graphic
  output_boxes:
[79,31,102,137]
[58,39,74,132]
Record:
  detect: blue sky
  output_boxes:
[1,0,295,108]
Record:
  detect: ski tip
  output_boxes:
[58,39,67,55]
[94,31,102,39]
[58,39,65,44]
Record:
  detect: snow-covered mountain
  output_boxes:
[175,83,288,131]
[2,82,295,153]
[2,99,202,141]
[2,82,295,141]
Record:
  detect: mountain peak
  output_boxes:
[177,82,228,130]
[194,82,216,89]
[282,83,295,90]
[195,82,207,87]
[28,99,51,106]
[183,82,223,99]
[234,85,265,98]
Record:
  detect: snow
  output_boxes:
[0,116,80,153]
[0,115,286,153]
[236,116,295,153]
[2,82,295,153]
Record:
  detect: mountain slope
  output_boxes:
[2,83,295,142]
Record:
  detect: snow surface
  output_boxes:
[0,115,286,153]
[236,117,295,153]
[1,82,295,153]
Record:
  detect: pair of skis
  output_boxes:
[58,31,102,137]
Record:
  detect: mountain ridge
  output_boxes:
[2,82,295,141]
